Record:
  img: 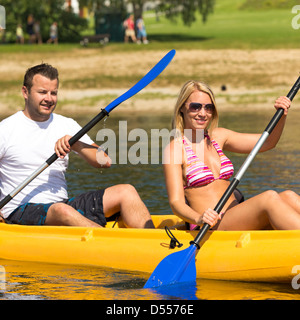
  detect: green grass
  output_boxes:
[0,1,299,115]
[0,0,299,52]
[142,1,300,50]
[0,43,80,54]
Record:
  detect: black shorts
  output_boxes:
[5,189,118,227]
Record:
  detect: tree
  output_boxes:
[2,0,87,42]
[79,0,215,26]
[157,0,215,26]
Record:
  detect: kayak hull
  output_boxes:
[0,215,299,283]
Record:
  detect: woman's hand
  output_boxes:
[199,208,221,227]
[274,96,291,115]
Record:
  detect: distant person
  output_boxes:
[123,14,136,43]
[34,21,42,44]
[27,14,36,44]
[136,16,148,44]
[47,22,58,44]
[0,26,5,43]
[16,24,24,44]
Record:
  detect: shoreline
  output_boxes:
[1,85,297,118]
[1,48,300,117]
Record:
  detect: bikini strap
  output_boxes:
[206,133,223,154]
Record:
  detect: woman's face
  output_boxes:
[180,91,214,131]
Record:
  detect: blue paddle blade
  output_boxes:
[104,49,176,113]
[150,281,198,300]
[144,244,197,288]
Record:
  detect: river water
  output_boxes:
[1,109,300,301]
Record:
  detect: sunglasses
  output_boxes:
[186,102,214,113]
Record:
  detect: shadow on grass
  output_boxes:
[148,33,213,43]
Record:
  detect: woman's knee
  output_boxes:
[261,190,279,200]
[279,190,298,201]
[257,190,282,210]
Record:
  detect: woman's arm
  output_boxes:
[214,96,291,153]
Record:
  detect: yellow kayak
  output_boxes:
[0,214,299,283]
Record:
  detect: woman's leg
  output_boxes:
[217,190,300,230]
[279,190,300,213]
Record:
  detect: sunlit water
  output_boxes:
[1,109,300,300]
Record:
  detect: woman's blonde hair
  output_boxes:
[172,80,219,135]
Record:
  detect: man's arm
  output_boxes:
[55,135,111,168]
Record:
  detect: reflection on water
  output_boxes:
[0,259,156,300]
[1,109,300,300]
[1,259,298,300]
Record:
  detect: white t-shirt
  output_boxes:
[0,111,94,218]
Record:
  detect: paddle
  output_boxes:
[144,75,300,289]
[0,49,176,211]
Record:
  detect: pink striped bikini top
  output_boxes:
[183,134,234,188]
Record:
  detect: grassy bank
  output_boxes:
[1,0,299,52]
[143,4,299,50]
[0,0,299,115]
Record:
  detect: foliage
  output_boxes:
[79,0,215,26]
[1,0,87,42]
[240,0,299,10]
[157,0,215,25]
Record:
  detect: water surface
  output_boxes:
[1,109,300,300]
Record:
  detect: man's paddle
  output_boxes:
[144,75,300,289]
[0,49,176,211]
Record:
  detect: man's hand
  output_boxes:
[55,135,72,158]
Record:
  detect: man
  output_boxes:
[0,63,154,228]
[47,22,58,44]
[136,16,148,44]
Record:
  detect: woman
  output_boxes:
[164,80,300,230]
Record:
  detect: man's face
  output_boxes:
[22,74,58,121]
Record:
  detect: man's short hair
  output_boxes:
[23,63,59,92]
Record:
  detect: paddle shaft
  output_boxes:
[0,50,176,211]
[192,76,300,247]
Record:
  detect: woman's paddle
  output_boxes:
[144,75,300,289]
[0,49,176,211]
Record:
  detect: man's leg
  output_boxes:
[103,184,154,228]
[45,202,102,227]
